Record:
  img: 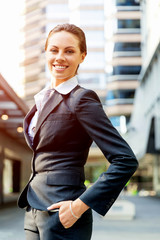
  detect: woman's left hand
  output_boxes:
[47,199,89,229]
[47,200,79,229]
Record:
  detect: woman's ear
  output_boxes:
[80,52,86,63]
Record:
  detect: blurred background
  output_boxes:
[0,0,160,239]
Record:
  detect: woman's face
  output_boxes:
[46,31,86,82]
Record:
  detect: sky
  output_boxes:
[0,0,24,96]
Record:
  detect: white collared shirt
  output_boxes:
[28,76,78,139]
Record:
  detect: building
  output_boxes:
[0,74,32,205]
[126,0,160,194]
[104,0,141,134]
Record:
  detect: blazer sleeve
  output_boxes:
[74,89,138,216]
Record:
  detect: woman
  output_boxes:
[18,23,138,240]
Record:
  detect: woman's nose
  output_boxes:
[56,51,65,61]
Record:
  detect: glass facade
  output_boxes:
[112,65,141,75]
[106,89,135,101]
[114,42,141,52]
[118,19,140,29]
[116,0,140,6]
[104,0,141,133]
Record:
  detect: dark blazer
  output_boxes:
[18,85,138,216]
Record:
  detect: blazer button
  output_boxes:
[32,127,35,132]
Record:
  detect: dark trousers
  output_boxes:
[24,206,93,240]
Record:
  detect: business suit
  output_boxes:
[18,84,138,238]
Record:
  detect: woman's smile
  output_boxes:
[53,64,69,71]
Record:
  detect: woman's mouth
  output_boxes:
[53,65,68,70]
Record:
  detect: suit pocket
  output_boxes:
[46,113,73,121]
[46,171,81,186]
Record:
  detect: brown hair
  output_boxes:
[45,23,87,55]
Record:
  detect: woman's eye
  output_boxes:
[51,49,57,53]
[66,50,74,54]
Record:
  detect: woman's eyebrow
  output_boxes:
[49,45,76,49]
[65,46,76,49]
[49,45,58,48]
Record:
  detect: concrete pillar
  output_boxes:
[0,147,4,204]
[153,154,160,195]
[0,131,32,197]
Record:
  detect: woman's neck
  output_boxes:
[51,75,75,88]
[51,79,63,88]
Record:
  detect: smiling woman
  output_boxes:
[45,25,86,87]
[18,23,138,240]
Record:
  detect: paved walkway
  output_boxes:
[0,195,160,240]
[92,195,160,240]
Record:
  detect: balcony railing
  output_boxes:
[115,29,141,34]
[113,51,141,57]
[105,98,134,106]
[107,74,139,82]
[117,6,141,11]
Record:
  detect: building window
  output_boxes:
[114,42,141,52]
[118,19,140,29]
[106,89,135,101]
[112,65,141,75]
[116,0,140,6]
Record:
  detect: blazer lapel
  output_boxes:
[23,104,37,149]
[33,90,63,143]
